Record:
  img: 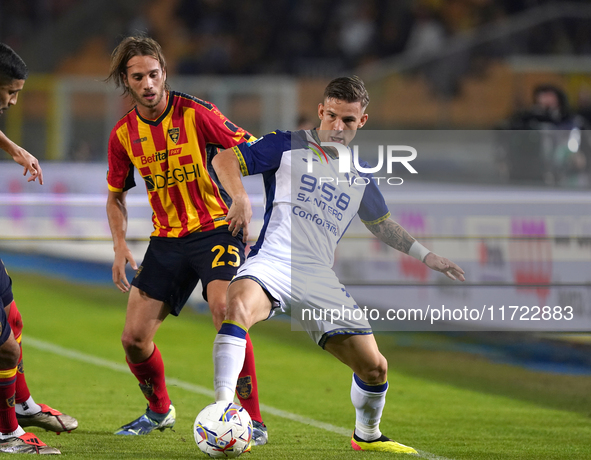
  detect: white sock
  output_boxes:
[15,396,42,416]
[0,425,25,439]
[213,334,246,402]
[351,374,387,441]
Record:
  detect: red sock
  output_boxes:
[7,302,29,405]
[126,344,170,414]
[0,368,18,434]
[236,333,262,423]
[14,347,29,405]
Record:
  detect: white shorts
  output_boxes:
[234,255,372,347]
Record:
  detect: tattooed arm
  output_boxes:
[364,218,465,281]
[364,218,417,255]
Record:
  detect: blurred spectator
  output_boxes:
[0,0,82,49]
[337,1,379,67]
[4,0,591,80]
[3,0,591,101]
[404,5,446,61]
[575,87,591,127]
[498,84,590,187]
[374,2,414,58]
[404,3,468,97]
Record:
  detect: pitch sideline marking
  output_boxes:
[25,337,455,460]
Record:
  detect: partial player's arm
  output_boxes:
[211,148,252,243]
[212,130,291,241]
[364,218,415,254]
[197,100,255,148]
[106,125,138,291]
[0,130,43,184]
[364,218,465,281]
[358,168,465,281]
[106,189,137,292]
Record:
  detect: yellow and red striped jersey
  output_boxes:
[107,91,254,238]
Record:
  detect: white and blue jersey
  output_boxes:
[231,129,390,268]
[230,129,390,346]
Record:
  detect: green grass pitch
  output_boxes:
[9,272,591,459]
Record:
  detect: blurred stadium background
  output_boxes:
[1,0,591,382]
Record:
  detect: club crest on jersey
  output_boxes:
[168,127,180,144]
[236,376,252,399]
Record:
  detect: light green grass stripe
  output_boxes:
[25,337,455,460]
[24,337,349,437]
[26,337,131,373]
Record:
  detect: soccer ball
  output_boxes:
[194,401,252,458]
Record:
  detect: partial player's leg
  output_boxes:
[0,304,59,454]
[4,301,78,433]
[0,331,23,444]
[207,279,267,445]
[324,334,417,454]
[115,287,175,435]
[213,278,272,404]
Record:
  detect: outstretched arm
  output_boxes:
[211,148,251,243]
[0,130,43,184]
[364,218,465,281]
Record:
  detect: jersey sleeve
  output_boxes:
[230,130,291,176]
[107,127,136,192]
[357,165,390,225]
[198,102,255,149]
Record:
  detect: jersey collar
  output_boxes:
[309,128,342,160]
[134,91,174,126]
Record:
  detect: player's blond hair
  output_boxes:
[107,35,169,95]
[323,76,369,111]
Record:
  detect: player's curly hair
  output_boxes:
[323,76,369,110]
[0,43,28,85]
[106,35,169,95]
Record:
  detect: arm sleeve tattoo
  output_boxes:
[365,218,416,254]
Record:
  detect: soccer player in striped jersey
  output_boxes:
[105,36,266,444]
[0,42,76,455]
[210,76,465,453]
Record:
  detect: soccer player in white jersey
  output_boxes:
[210,76,465,453]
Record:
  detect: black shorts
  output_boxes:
[0,260,13,346]
[131,227,245,316]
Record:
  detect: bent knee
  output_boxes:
[121,332,151,355]
[225,296,252,322]
[7,302,23,335]
[357,356,388,385]
[0,338,20,369]
[208,300,227,329]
